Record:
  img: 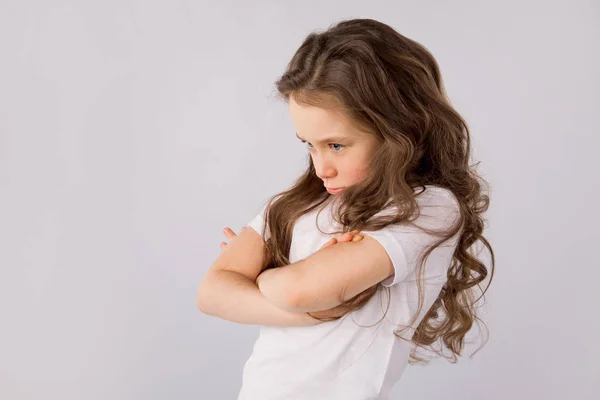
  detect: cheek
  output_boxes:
[343,143,378,184]
[345,164,370,183]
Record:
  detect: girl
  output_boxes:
[197,18,494,400]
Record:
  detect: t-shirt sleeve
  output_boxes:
[246,202,271,240]
[360,188,461,287]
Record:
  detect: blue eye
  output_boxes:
[301,141,345,152]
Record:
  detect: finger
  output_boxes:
[324,238,337,247]
[320,238,337,249]
[223,227,237,239]
[337,232,354,242]
[352,234,364,242]
[220,242,227,250]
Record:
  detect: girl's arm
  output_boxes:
[198,269,319,326]
[197,226,319,326]
[257,234,393,313]
[197,227,362,325]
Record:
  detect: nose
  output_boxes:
[313,155,337,182]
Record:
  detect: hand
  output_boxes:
[220,227,245,251]
[222,227,362,251]
[319,229,364,250]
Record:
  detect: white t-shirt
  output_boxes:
[238,185,462,400]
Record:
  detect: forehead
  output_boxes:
[288,97,356,142]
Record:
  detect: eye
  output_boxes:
[300,140,345,152]
[301,140,313,149]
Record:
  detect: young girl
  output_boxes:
[197,18,494,400]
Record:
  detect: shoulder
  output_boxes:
[372,185,460,227]
[415,185,459,208]
[412,185,461,225]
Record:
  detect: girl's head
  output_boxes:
[261,18,494,363]
[288,95,380,194]
[276,18,460,201]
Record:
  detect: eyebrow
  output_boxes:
[295,132,349,144]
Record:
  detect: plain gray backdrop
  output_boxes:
[1,1,598,399]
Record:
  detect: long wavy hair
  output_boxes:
[256,18,495,364]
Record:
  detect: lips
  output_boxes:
[326,187,345,194]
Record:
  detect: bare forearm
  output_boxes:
[256,263,306,311]
[258,259,338,312]
[197,270,320,327]
[257,264,357,320]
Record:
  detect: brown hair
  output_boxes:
[257,18,494,364]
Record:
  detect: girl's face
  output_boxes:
[289,96,381,194]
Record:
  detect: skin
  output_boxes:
[288,96,380,192]
[216,96,382,321]
[220,228,365,320]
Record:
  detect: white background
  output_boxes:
[1,1,598,399]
